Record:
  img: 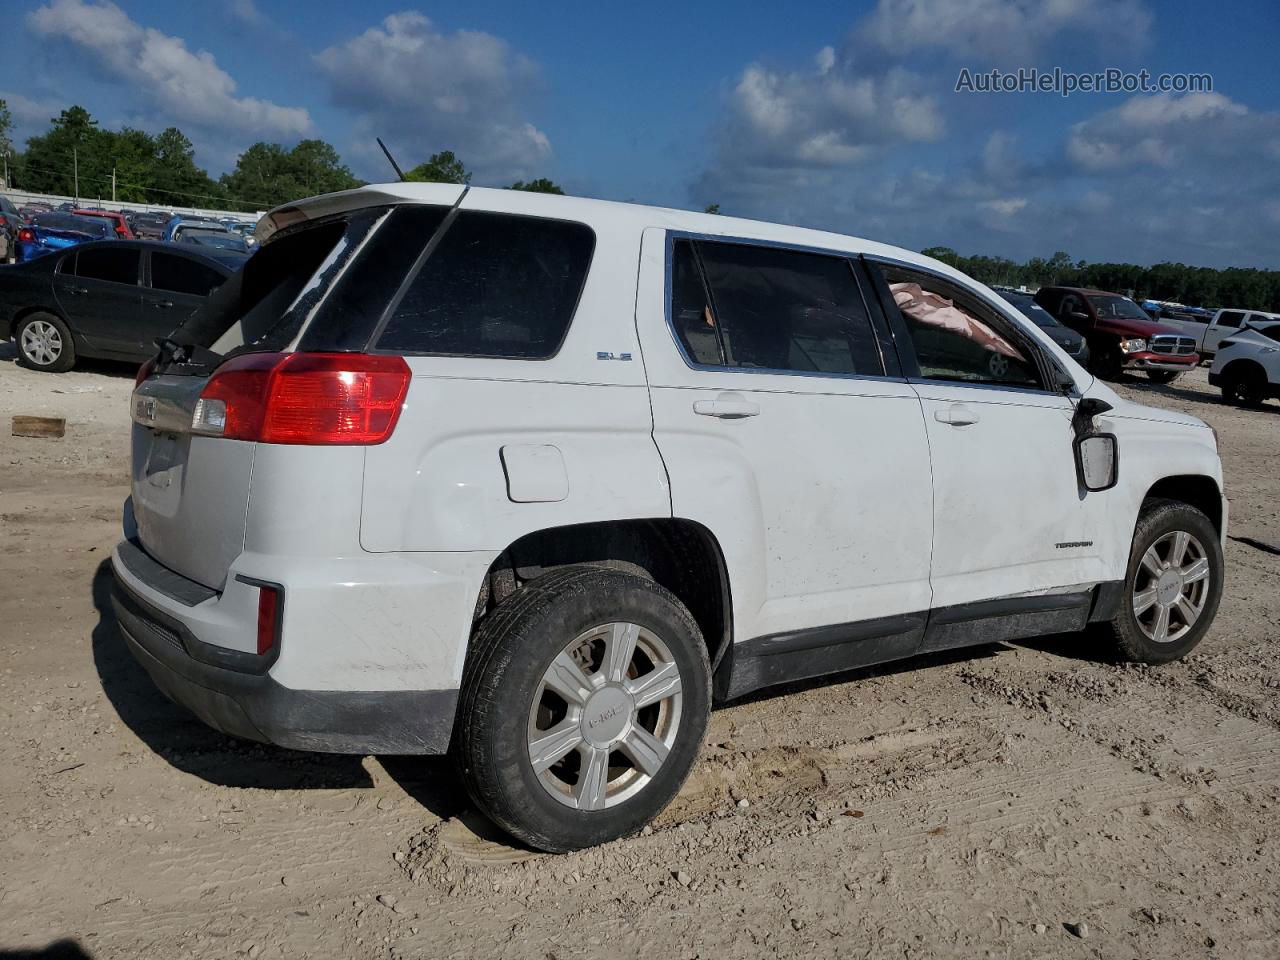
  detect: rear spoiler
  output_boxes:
[255,182,466,246]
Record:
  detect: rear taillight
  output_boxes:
[193,352,411,445]
[256,584,281,656]
[18,228,34,243]
[135,356,156,387]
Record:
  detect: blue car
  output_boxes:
[17,212,112,262]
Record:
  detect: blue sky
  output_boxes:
[4,0,1279,267]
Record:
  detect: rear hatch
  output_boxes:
[128,184,463,589]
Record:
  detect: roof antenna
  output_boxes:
[377,137,407,182]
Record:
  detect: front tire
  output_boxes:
[454,566,711,852]
[16,312,76,372]
[1107,499,1223,664]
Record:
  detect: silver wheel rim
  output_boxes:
[1132,530,1211,643]
[21,320,62,365]
[527,622,683,810]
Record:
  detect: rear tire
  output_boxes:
[16,312,76,372]
[1106,499,1223,664]
[1146,370,1179,384]
[454,566,711,852]
[1220,364,1268,407]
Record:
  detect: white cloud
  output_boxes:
[862,0,1152,63]
[26,0,311,139]
[1067,92,1258,172]
[720,53,943,173]
[314,12,551,181]
[227,0,265,27]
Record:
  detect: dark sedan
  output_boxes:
[996,290,1090,365]
[1,240,246,372]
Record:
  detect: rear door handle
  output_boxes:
[693,394,760,419]
[65,286,88,295]
[934,403,980,426]
[149,300,174,309]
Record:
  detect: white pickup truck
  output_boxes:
[1154,307,1280,359]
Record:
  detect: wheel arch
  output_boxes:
[476,518,734,676]
[1144,474,1223,533]
[1219,357,1267,384]
[9,304,68,340]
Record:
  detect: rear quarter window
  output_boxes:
[375,211,595,359]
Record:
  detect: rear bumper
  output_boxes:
[108,521,494,754]
[111,569,459,753]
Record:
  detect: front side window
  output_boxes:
[376,211,595,358]
[673,238,883,376]
[882,266,1043,389]
[74,247,139,285]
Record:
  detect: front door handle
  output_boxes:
[149,300,174,309]
[65,286,88,295]
[693,394,760,419]
[934,403,980,426]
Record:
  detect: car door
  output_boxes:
[1203,310,1246,355]
[867,261,1112,612]
[637,230,935,671]
[144,250,229,350]
[51,245,143,353]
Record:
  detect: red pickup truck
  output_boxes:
[1034,286,1200,383]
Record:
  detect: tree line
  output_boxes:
[920,247,1280,314]
[0,102,564,211]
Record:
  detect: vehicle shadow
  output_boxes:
[90,560,374,790]
[0,940,94,959]
[0,340,138,378]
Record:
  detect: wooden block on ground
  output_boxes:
[11,416,66,439]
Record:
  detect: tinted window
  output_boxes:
[1218,310,1245,328]
[151,252,226,296]
[74,247,139,285]
[300,205,449,352]
[998,292,1060,327]
[670,241,724,365]
[377,212,594,358]
[691,240,882,375]
[883,266,1042,389]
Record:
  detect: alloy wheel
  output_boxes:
[21,320,63,366]
[527,621,683,810]
[1132,530,1211,643]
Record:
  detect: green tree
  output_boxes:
[406,150,470,184]
[220,139,363,211]
[21,105,102,196]
[0,98,13,159]
[703,203,721,214]
[509,177,564,194]
[151,127,224,207]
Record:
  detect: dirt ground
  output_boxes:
[1,347,1278,960]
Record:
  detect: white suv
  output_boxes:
[1208,318,1280,406]
[113,184,1227,851]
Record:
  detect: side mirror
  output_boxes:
[1075,433,1118,491]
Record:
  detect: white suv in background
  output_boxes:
[1209,318,1280,406]
[113,184,1227,851]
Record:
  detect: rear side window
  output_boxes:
[677,239,882,375]
[376,212,595,358]
[1217,311,1245,328]
[151,252,225,297]
[74,247,139,285]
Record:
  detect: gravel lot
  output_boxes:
[2,349,1278,959]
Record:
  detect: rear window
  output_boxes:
[375,211,595,358]
[151,252,226,297]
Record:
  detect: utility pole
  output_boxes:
[2,151,8,189]
[112,166,116,203]
[73,147,79,204]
